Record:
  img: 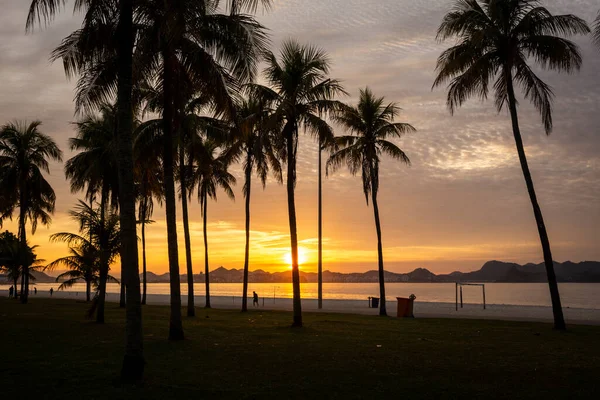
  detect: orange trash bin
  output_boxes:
[396,295,416,318]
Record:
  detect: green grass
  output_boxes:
[1,298,599,399]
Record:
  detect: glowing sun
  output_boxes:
[283,247,308,268]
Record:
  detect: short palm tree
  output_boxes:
[433,0,590,330]
[327,88,415,317]
[191,138,236,309]
[228,95,282,312]
[66,106,123,319]
[56,201,121,320]
[251,40,346,326]
[0,121,62,304]
[0,231,39,297]
[46,239,119,302]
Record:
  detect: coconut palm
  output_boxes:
[0,121,62,304]
[66,105,122,320]
[228,95,282,312]
[27,0,145,379]
[46,238,119,302]
[327,88,415,316]
[190,138,236,309]
[130,0,270,338]
[133,127,163,306]
[251,40,346,326]
[0,231,39,297]
[58,201,121,319]
[433,0,590,330]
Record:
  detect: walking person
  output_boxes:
[9,285,13,298]
[253,291,259,307]
[50,288,53,296]
[34,287,37,295]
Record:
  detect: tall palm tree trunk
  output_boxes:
[505,71,566,330]
[141,197,147,305]
[116,0,145,380]
[96,188,108,324]
[318,146,323,309]
[242,154,252,312]
[288,128,302,327]
[120,280,126,307]
[86,280,91,302]
[180,149,195,317]
[203,197,211,309]
[371,176,387,317]
[19,187,29,304]
[162,47,184,340]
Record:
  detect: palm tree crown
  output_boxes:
[432,0,589,133]
[594,11,600,48]
[328,88,414,203]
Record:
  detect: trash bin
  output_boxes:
[396,294,416,318]
[369,297,380,308]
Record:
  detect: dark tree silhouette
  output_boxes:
[328,88,415,316]
[433,0,590,330]
[251,40,346,327]
[0,121,62,304]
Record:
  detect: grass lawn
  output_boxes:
[1,298,599,399]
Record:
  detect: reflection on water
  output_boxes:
[3,282,599,309]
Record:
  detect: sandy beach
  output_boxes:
[4,289,599,325]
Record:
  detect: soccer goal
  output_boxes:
[455,282,486,310]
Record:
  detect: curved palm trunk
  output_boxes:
[116,0,145,381]
[371,177,387,317]
[180,148,195,317]
[163,47,184,340]
[86,279,91,302]
[203,197,211,309]
[288,127,302,327]
[505,71,566,330]
[242,154,252,312]
[141,197,147,305]
[318,146,323,309]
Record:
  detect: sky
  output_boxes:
[1,0,599,275]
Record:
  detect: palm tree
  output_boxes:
[66,105,121,321]
[27,0,145,380]
[433,0,590,330]
[132,0,269,339]
[327,88,415,316]
[133,128,163,306]
[46,237,119,302]
[0,231,39,297]
[0,121,62,304]
[251,40,346,326]
[191,138,236,309]
[59,201,121,316]
[228,95,282,312]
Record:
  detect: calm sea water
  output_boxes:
[4,282,599,309]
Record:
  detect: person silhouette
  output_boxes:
[50,288,54,296]
[253,291,259,307]
[34,287,37,295]
[9,286,13,298]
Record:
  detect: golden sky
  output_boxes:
[1,0,599,275]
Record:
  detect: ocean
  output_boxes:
[5,282,599,310]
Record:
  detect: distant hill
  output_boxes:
[138,260,600,284]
